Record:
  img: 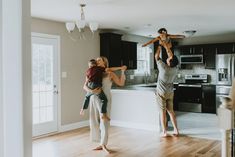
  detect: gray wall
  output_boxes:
[180,32,235,45]
[31,18,100,125]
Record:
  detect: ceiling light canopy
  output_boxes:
[183,30,196,37]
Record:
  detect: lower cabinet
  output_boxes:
[202,85,216,113]
[173,84,179,111]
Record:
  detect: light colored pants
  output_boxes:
[89,95,109,145]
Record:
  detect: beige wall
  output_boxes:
[31,18,100,125]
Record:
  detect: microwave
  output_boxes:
[180,54,204,64]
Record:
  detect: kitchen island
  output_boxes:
[110,84,160,132]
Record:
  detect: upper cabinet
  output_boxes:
[100,33,137,69]
[121,41,137,69]
[178,45,203,55]
[100,33,122,67]
[177,42,235,69]
[203,44,216,69]
[215,43,234,54]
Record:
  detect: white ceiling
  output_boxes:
[31,0,235,37]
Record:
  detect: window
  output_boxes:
[135,44,152,75]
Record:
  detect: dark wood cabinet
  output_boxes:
[216,43,234,54]
[178,45,203,55]
[203,44,216,69]
[100,33,122,67]
[202,85,216,114]
[121,41,137,69]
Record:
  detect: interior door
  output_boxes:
[32,34,59,137]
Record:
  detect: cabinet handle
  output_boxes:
[121,60,123,65]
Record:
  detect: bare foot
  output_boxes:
[102,145,111,154]
[161,131,169,138]
[93,146,103,151]
[173,130,179,137]
[102,115,111,121]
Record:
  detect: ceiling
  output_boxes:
[31,0,235,37]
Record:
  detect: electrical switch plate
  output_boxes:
[62,72,67,78]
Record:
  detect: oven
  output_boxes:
[178,84,202,112]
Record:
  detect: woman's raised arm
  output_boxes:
[110,67,126,86]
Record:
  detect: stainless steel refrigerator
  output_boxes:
[216,54,235,107]
[216,54,235,156]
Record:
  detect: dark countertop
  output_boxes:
[113,82,217,91]
[112,83,157,91]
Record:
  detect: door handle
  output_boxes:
[53,85,58,94]
[54,90,59,94]
[232,56,235,79]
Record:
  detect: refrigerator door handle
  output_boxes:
[232,56,235,80]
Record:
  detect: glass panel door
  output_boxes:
[32,34,59,137]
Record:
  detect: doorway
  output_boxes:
[31,33,60,137]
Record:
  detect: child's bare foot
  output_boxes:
[102,115,110,121]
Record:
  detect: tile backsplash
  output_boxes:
[121,64,216,85]
[175,65,216,84]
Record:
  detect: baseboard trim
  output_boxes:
[110,120,160,132]
[59,120,159,133]
[60,120,89,132]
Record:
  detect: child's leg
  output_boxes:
[98,91,108,113]
[161,42,174,65]
[83,92,93,110]
[162,42,173,58]
[97,91,110,121]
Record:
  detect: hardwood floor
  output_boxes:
[33,126,221,157]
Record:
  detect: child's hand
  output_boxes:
[121,65,127,71]
[80,109,85,115]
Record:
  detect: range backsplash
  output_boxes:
[175,64,216,84]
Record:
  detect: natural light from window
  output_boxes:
[135,44,152,75]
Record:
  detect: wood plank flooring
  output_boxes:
[33,126,221,157]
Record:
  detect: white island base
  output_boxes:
[110,89,160,132]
